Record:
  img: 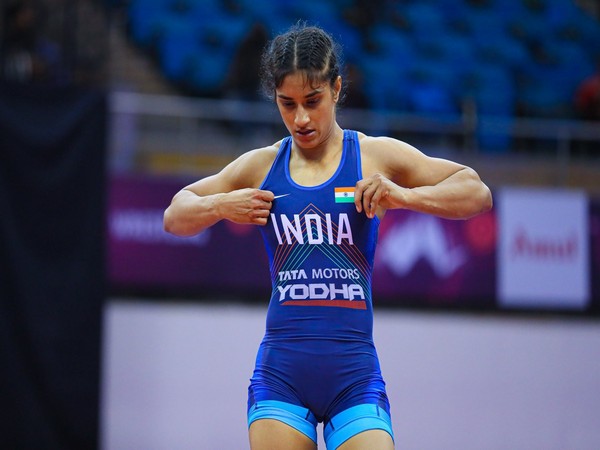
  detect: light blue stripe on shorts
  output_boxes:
[324,403,394,450]
[248,400,318,444]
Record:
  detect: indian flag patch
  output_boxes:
[334,187,355,203]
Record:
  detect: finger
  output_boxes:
[247,208,270,226]
[354,181,367,213]
[255,198,272,210]
[361,184,378,217]
[367,189,384,218]
[354,188,363,213]
[249,206,270,220]
[253,212,269,223]
[251,195,272,211]
[258,189,275,201]
[370,186,392,218]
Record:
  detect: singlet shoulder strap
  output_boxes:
[259,137,292,190]
[343,130,363,180]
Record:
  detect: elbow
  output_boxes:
[163,208,175,235]
[464,184,493,220]
[163,190,192,236]
[163,207,183,236]
[466,167,493,216]
[459,170,493,219]
[484,187,493,212]
[163,205,203,237]
[479,184,493,214]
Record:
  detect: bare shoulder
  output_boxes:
[357,133,419,156]
[356,132,470,188]
[234,142,280,170]
[183,141,281,195]
[356,133,424,179]
[226,142,281,189]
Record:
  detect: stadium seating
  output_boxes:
[125,0,600,127]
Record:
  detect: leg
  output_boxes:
[337,429,394,450]
[324,404,395,450]
[248,400,318,450]
[249,419,317,450]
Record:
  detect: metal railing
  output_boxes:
[108,91,600,188]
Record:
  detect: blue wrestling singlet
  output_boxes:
[247,130,394,448]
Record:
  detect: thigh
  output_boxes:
[337,429,394,450]
[324,404,394,450]
[249,419,317,450]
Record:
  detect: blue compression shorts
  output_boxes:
[248,400,394,449]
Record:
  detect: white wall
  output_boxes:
[101,300,600,450]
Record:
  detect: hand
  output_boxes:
[354,174,406,218]
[220,188,274,226]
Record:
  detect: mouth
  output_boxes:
[295,129,315,138]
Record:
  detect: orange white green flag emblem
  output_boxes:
[334,187,355,203]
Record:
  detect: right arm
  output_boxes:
[163,145,278,236]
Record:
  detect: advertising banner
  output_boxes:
[107,175,270,297]
[108,175,497,307]
[497,187,590,310]
[591,200,600,312]
[107,175,598,312]
[373,208,496,307]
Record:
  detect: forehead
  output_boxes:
[277,72,328,96]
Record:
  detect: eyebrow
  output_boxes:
[277,89,323,100]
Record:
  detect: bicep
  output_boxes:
[182,172,237,197]
[182,148,275,196]
[364,137,467,188]
[402,154,468,188]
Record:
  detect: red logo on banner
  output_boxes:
[511,228,578,261]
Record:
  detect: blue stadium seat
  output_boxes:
[549,40,595,78]
[127,0,172,46]
[124,0,600,126]
[280,0,339,23]
[506,9,552,43]
[156,19,199,81]
[454,6,509,38]
[463,62,515,116]
[472,84,515,117]
[463,61,515,93]
[359,53,410,112]
[320,19,364,60]
[517,81,572,118]
[436,33,477,68]
[187,47,232,95]
[406,82,460,116]
[369,25,414,61]
[486,0,527,16]
[568,10,600,58]
[517,53,582,118]
[408,56,460,92]
[196,14,252,57]
[474,33,529,68]
[403,2,447,32]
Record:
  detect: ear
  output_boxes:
[333,76,342,102]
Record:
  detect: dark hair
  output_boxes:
[259,23,344,101]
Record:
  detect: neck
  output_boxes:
[294,125,344,162]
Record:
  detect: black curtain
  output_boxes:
[0,82,106,449]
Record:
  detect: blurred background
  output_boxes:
[1,0,600,449]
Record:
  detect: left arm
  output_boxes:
[356,135,493,219]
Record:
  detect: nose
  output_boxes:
[294,106,309,127]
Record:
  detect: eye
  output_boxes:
[306,97,321,107]
[279,100,295,108]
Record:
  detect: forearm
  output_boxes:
[163,189,224,237]
[164,186,275,235]
[401,168,492,219]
